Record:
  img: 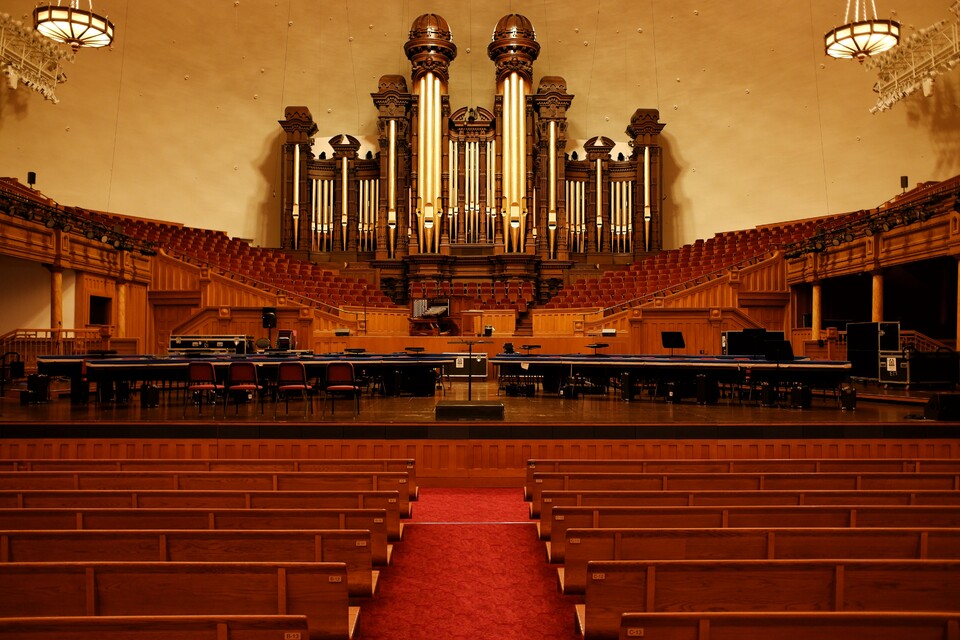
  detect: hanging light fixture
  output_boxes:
[34,1,115,52]
[825,0,899,62]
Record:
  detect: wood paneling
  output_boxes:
[2,439,958,487]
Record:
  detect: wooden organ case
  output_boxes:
[278,13,665,320]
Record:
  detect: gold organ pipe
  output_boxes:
[341,156,349,252]
[548,121,556,218]
[388,119,396,219]
[417,76,425,249]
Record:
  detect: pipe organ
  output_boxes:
[278,13,665,301]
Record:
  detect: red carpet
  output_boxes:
[355,489,582,640]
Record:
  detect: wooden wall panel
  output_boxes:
[2,438,959,486]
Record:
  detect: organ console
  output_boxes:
[278,12,666,305]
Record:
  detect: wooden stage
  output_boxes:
[2,377,958,486]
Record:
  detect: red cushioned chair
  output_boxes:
[322,361,360,416]
[183,361,224,417]
[274,360,311,418]
[224,361,264,416]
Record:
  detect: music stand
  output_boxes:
[661,331,685,356]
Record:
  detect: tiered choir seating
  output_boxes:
[523,457,960,640]
[542,213,863,309]
[82,210,400,310]
[0,456,419,640]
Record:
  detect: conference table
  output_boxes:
[37,351,457,401]
[489,352,852,401]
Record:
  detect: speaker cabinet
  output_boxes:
[924,393,960,421]
[261,307,277,329]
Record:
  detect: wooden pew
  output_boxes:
[538,488,960,538]
[548,504,960,562]
[0,489,405,540]
[0,470,412,517]
[524,458,960,497]
[0,615,312,640]
[617,611,960,640]
[580,559,960,640]
[0,507,393,565]
[9,458,419,501]
[560,526,960,594]
[528,471,960,517]
[0,561,357,640]
[0,528,378,598]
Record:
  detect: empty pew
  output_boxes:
[538,488,960,538]
[617,611,960,640]
[0,528,378,597]
[0,489,405,540]
[524,458,960,497]
[0,470,412,517]
[0,615,312,640]
[548,504,960,562]
[0,507,393,565]
[560,526,960,594]
[529,471,960,517]
[0,561,356,640]
[9,458,419,501]
[581,559,960,640]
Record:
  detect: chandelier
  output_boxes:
[34,1,114,51]
[825,0,899,61]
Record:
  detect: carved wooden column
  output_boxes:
[372,75,412,261]
[626,109,666,255]
[811,281,823,342]
[871,271,884,322]
[532,76,573,261]
[278,107,318,252]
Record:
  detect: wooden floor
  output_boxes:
[0,376,954,434]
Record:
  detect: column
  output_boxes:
[871,271,884,323]
[811,282,822,343]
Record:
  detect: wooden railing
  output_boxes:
[0,328,105,372]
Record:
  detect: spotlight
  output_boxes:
[44,218,57,228]
[864,226,875,237]
[60,221,73,232]
[813,240,826,252]
[85,229,97,240]
[953,198,960,213]
[139,246,158,257]
[917,209,929,222]
[843,230,854,242]
[831,235,842,246]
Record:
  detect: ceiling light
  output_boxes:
[34,1,115,52]
[825,1,899,62]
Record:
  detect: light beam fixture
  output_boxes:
[825,0,899,62]
[34,1,115,52]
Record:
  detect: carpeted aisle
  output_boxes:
[354,488,582,640]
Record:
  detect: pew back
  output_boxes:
[525,458,960,496]
[0,561,355,640]
[548,504,960,562]
[0,615,312,640]
[0,507,392,565]
[529,471,960,517]
[7,458,418,501]
[0,528,377,597]
[582,559,960,640]
[0,489,403,540]
[539,488,960,538]
[0,470,411,517]
[617,611,960,640]
[561,526,960,594]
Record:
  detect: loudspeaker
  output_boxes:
[27,171,36,187]
[261,307,277,329]
[900,175,909,190]
[924,393,960,421]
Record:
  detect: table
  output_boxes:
[489,353,852,400]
